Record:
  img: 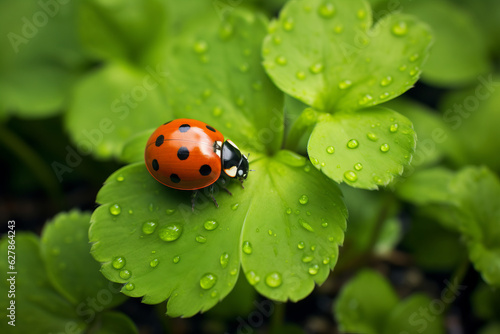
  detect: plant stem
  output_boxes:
[283,108,318,152]
[444,256,470,313]
[0,124,63,207]
[270,301,285,331]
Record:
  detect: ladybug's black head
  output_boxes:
[221,140,249,180]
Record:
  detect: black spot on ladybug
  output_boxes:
[199,164,212,176]
[163,120,172,125]
[155,135,164,147]
[179,124,191,132]
[170,174,181,183]
[206,125,216,132]
[177,146,189,160]
[152,159,159,171]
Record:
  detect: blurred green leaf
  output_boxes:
[396,167,455,206]
[440,79,500,172]
[335,269,399,334]
[162,9,284,154]
[478,323,500,334]
[40,210,127,307]
[0,233,86,334]
[78,0,167,64]
[119,128,153,164]
[384,294,445,334]
[449,167,500,286]
[206,274,257,319]
[335,269,445,334]
[0,0,85,116]
[66,62,171,159]
[471,282,500,321]
[90,150,346,316]
[403,0,491,87]
[263,0,432,111]
[308,107,416,189]
[89,311,138,334]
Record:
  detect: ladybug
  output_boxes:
[145,119,249,209]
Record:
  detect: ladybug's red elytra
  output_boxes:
[145,119,249,209]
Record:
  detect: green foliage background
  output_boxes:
[1,0,500,333]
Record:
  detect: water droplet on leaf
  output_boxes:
[318,2,336,18]
[299,218,314,232]
[392,21,408,36]
[142,221,157,235]
[344,171,358,182]
[150,258,159,267]
[299,194,309,205]
[354,163,363,171]
[347,139,359,149]
[196,235,207,243]
[265,272,282,288]
[159,224,183,242]
[326,146,335,154]
[242,241,253,254]
[380,143,390,152]
[308,264,319,275]
[200,273,217,289]
[109,204,121,216]
[204,220,219,231]
[120,270,131,279]
[246,271,260,285]
[112,256,125,269]
[220,252,229,268]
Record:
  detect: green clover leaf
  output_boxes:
[162,10,284,154]
[0,233,86,333]
[449,167,500,286]
[40,210,127,307]
[262,0,433,112]
[66,62,171,159]
[308,107,416,189]
[90,150,346,317]
[335,269,445,334]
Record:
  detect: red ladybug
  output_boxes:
[145,119,249,208]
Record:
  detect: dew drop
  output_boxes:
[150,258,159,268]
[273,35,282,45]
[354,163,363,171]
[299,218,314,232]
[142,221,157,235]
[286,208,292,215]
[380,143,390,152]
[347,139,359,149]
[380,76,393,87]
[166,208,175,215]
[344,170,358,182]
[242,241,253,254]
[220,252,229,268]
[299,194,309,205]
[373,176,383,184]
[308,264,319,275]
[296,71,306,80]
[231,203,240,211]
[390,123,399,133]
[311,157,319,165]
[116,175,124,182]
[318,2,336,18]
[409,54,420,62]
[268,229,273,236]
[196,235,207,243]
[120,270,131,279]
[212,106,223,117]
[109,204,121,216]
[276,56,288,66]
[230,268,238,276]
[173,256,180,264]
[380,92,390,100]
[283,17,294,31]
[200,273,217,289]
[334,24,344,34]
[112,256,125,269]
[367,132,378,141]
[338,80,352,89]
[359,94,373,105]
[265,272,282,288]
[392,21,408,36]
[193,40,208,54]
[204,220,219,231]
[409,67,420,76]
[128,209,133,214]
[321,219,328,228]
[309,62,324,74]
[326,146,335,154]
[219,22,233,40]
[159,224,183,242]
[124,283,135,291]
[246,271,260,285]
[399,64,408,71]
[304,165,311,172]
[310,245,316,251]
[239,63,249,73]
[297,241,305,249]
[357,9,367,19]
[302,255,313,263]
[323,257,331,265]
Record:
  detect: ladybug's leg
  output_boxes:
[218,178,233,196]
[191,190,198,212]
[209,185,219,208]
[239,179,245,189]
